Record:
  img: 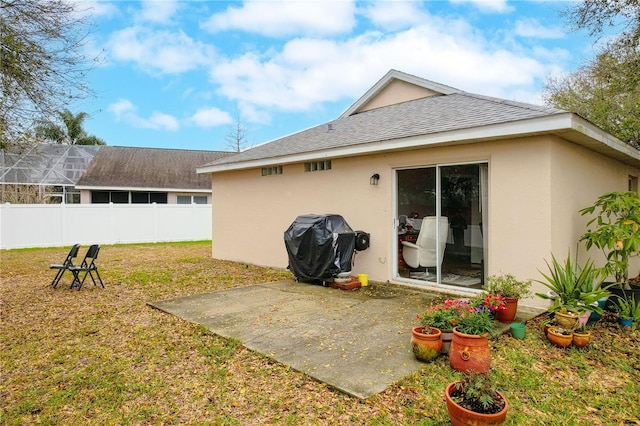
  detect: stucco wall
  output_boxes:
[548,137,640,284]
[210,155,391,269]
[358,80,438,113]
[483,138,552,300]
[209,136,639,307]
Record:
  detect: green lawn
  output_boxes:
[1,241,639,425]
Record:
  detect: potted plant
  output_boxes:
[579,191,640,302]
[416,300,465,354]
[612,292,640,330]
[449,305,497,374]
[410,326,442,362]
[572,324,591,349]
[535,253,610,327]
[546,326,573,348]
[445,371,508,425]
[484,273,532,323]
[540,315,557,337]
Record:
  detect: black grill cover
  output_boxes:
[284,214,356,282]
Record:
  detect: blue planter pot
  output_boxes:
[618,317,633,327]
[588,297,608,323]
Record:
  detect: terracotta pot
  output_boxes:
[449,327,491,374]
[495,297,518,323]
[445,381,508,426]
[411,327,442,362]
[547,326,572,348]
[555,311,579,329]
[572,331,591,349]
[440,329,453,354]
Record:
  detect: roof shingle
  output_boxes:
[204,91,564,168]
[77,146,232,189]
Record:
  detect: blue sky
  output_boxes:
[75,0,597,152]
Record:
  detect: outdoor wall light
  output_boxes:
[370,173,380,185]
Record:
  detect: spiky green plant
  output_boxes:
[452,371,504,413]
[613,292,640,322]
[535,253,609,315]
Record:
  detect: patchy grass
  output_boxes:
[1,241,639,425]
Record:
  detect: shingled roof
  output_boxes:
[198,69,640,173]
[198,70,564,171]
[77,146,232,190]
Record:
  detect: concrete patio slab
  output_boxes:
[148,280,544,399]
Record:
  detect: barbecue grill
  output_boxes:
[284,214,369,284]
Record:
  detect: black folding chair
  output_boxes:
[49,244,81,288]
[69,244,104,290]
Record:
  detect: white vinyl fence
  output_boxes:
[0,203,212,249]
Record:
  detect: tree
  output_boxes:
[0,0,97,150]
[543,43,640,148]
[563,0,639,49]
[544,0,640,148]
[225,113,250,152]
[35,109,105,145]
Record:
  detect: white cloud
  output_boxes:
[108,26,216,74]
[147,112,180,131]
[70,0,118,18]
[108,99,135,116]
[190,108,233,128]
[137,0,179,24]
[108,99,179,131]
[209,17,555,119]
[363,1,430,31]
[201,0,357,37]
[239,104,271,125]
[449,0,514,13]
[514,18,565,39]
[531,46,571,63]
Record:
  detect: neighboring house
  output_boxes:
[1,144,100,203]
[77,146,232,204]
[197,69,640,306]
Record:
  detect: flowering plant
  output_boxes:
[442,294,502,336]
[471,293,507,314]
[417,299,469,330]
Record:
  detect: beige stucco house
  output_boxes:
[198,69,640,307]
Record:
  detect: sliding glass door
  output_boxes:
[396,163,487,289]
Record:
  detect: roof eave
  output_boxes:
[562,115,640,166]
[197,113,640,174]
[74,185,212,193]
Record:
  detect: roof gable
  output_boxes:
[340,69,460,117]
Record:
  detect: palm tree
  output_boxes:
[36,109,106,145]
